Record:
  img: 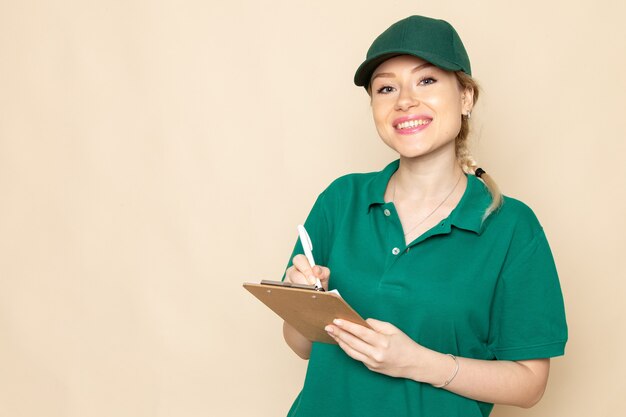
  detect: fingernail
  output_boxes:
[325,326,333,333]
[333,319,342,326]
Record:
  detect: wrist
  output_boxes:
[283,321,312,359]
[408,348,458,386]
[431,354,459,388]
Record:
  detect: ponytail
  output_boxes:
[454,72,503,220]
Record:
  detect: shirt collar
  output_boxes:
[366,159,491,235]
[366,160,400,211]
[448,174,492,234]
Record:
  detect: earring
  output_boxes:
[466,111,471,119]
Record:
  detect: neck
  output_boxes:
[391,153,465,202]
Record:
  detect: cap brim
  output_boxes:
[354,50,465,88]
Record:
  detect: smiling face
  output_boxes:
[370,55,473,161]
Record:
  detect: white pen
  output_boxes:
[297,224,324,291]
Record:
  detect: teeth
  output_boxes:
[397,119,430,129]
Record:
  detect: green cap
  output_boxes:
[354,15,472,88]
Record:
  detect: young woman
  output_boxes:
[282,15,567,417]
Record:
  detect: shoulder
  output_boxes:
[320,161,395,199]
[323,170,380,195]
[494,195,539,225]
[312,165,390,218]
[485,194,548,257]
[497,195,542,228]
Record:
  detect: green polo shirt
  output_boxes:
[284,160,567,417]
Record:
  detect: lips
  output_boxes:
[393,115,432,135]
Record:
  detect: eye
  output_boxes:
[419,77,437,86]
[375,85,396,94]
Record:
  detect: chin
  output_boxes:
[392,144,434,158]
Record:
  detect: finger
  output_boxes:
[325,325,373,362]
[284,266,309,285]
[292,255,315,284]
[365,318,397,334]
[332,333,375,366]
[334,319,383,345]
[326,323,377,359]
[311,266,330,290]
[312,266,331,282]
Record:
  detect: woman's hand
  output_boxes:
[325,318,551,408]
[283,255,332,359]
[325,318,427,379]
[284,254,331,291]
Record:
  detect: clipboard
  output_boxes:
[243,280,371,344]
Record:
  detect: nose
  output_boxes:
[395,87,419,111]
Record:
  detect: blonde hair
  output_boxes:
[454,71,503,220]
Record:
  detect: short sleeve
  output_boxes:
[488,229,568,360]
[282,190,333,278]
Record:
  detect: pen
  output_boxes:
[297,224,324,291]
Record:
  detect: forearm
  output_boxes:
[411,349,549,408]
[325,318,552,408]
[283,321,312,359]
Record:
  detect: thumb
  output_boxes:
[312,265,331,282]
[366,318,397,334]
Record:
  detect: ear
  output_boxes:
[461,86,475,115]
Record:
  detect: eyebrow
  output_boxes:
[371,62,434,82]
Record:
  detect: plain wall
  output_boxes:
[1,0,624,416]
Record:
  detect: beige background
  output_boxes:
[1,0,624,416]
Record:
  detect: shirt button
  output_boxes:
[392,247,400,255]
[406,247,411,253]
[384,209,391,217]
